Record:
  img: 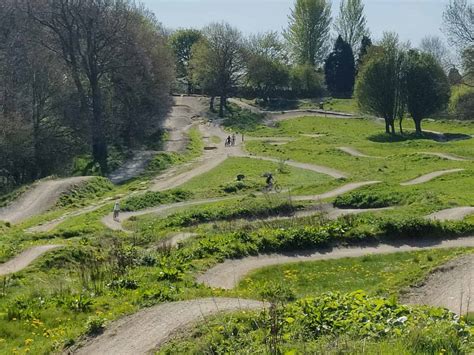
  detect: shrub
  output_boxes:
[334,190,403,208]
[449,85,474,120]
[121,189,193,211]
[107,279,139,290]
[85,316,106,336]
[56,177,114,208]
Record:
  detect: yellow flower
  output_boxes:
[24,339,33,346]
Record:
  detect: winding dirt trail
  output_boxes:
[108,151,160,185]
[400,169,465,186]
[239,154,348,179]
[0,177,93,224]
[72,298,264,355]
[102,196,235,231]
[427,207,474,222]
[403,254,474,314]
[421,152,471,162]
[338,147,378,158]
[0,245,62,275]
[293,181,380,201]
[197,236,474,290]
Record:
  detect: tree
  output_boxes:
[285,0,332,66]
[405,51,451,135]
[448,67,463,85]
[462,46,474,85]
[356,35,372,69]
[442,0,474,50]
[244,32,290,102]
[190,22,244,117]
[324,35,356,98]
[334,0,369,53]
[355,33,406,134]
[170,29,202,94]
[29,0,135,173]
[289,64,325,98]
[419,35,451,70]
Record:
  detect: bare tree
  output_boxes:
[334,0,369,53]
[442,0,474,50]
[419,35,452,71]
[28,0,132,173]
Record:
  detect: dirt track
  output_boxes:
[427,207,474,221]
[403,253,474,314]
[0,245,62,275]
[72,298,264,355]
[421,152,471,162]
[0,177,92,224]
[338,146,377,158]
[197,236,474,291]
[400,169,464,186]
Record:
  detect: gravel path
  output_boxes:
[421,152,471,162]
[403,254,474,314]
[0,245,62,275]
[427,207,474,222]
[102,196,234,231]
[197,236,474,290]
[157,233,199,249]
[72,298,264,355]
[400,169,464,186]
[293,181,380,201]
[239,154,348,179]
[338,147,377,158]
[0,177,93,224]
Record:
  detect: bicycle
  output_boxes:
[263,181,282,193]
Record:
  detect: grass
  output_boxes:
[235,248,472,299]
[178,156,335,198]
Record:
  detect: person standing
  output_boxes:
[113,201,120,221]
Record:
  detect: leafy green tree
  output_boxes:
[324,35,356,98]
[356,35,372,70]
[244,32,290,102]
[190,22,244,117]
[170,29,202,94]
[405,50,451,135]
[462,46,474,86]
[284,0,332,66]
[290,64,325,98]
[355,33,406,134]
[334,0,369,53]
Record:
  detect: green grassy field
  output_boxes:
[0,110,473,353]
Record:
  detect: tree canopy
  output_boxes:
[334,0,369,53]
[324,35,356,98]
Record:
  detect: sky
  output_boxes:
[141,0,450,46]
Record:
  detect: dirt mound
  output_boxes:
[0,245,62,275]
[426,207,474,221]
[0,177,93,224]
[400,169,464,186]
[402,254,474,314]
[197,236,474,290]
[72,298,264,354]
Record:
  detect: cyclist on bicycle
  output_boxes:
[265,173,274,189]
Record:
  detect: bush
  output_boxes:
[121,189,193,211]
[334,190,403,208]
[56,177,114,208]
[449,85,474,120]
[222,104,266,131]
[85,315,106,336]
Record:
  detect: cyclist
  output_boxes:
[265,173,274,189]
[113,201,120,221]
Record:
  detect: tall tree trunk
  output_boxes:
[90,76,108,174]
[385,119,390,134]
[414,118,422,136]
[219,95,226,118]
[209,96,215,112]
[399,116,404,135]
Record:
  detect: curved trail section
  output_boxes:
[197,236,474,290]
[73,298,264,355]
[403,254,474,314]
[241,154,347,179]
[400,169,464,186]
[108,151,160,184]
[0,245,62,275]
[0,177,92,224]
[338,147,378,158]
[102,181,381,231]
[427,207,474,222]
[421,152,471,162]
[102,196,234,231]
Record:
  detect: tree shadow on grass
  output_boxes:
[368,131,473,143]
